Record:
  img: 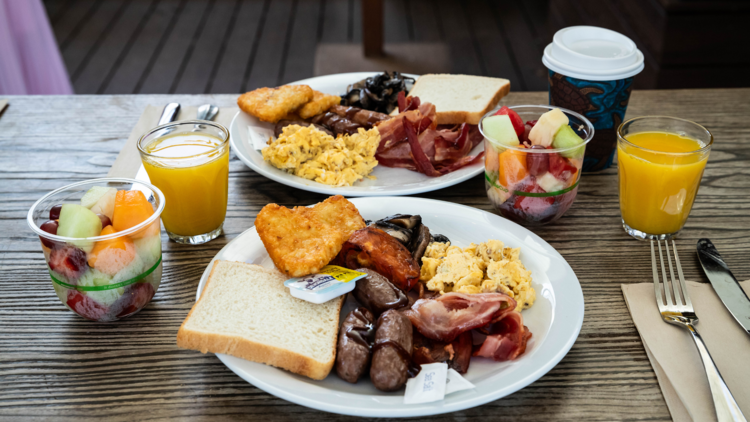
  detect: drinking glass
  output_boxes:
[138,120,230,244]
[617,116,712,239]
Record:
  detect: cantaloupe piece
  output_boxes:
[112,190,155,237]
[88,225,136,276]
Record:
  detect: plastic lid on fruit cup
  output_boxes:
[542,26,644,81]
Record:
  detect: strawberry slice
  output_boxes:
[67,290,108,321]
[549,153,578,183]
[49,245,88,281]
[494,106,525,138]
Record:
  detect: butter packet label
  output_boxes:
[284,265,366,304]
[404,363,448,404]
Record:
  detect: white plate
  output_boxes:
[229,72,485,197]
[195,197,584,417]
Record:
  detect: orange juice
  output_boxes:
[618,131,708,235]
[142,133,229,237]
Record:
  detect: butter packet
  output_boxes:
[404,363,476,404]
[284,265,366,304]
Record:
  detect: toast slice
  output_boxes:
[404,74,510,125]
[176,260,343,380]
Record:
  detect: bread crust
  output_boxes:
[407,74,511,125]
[176,261,344,380]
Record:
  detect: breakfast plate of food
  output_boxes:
[229,72,511,196]
[177,196,584,417]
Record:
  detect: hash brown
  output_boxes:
[298,90,341,120]
[238,85,314,123]
[255,195,366,277]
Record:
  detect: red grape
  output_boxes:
[49,204,63,220]
[526,145,549,176]
[97,214,112,229]
[39,220,59,248]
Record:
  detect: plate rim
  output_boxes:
[194,196,584,417]
[228,72,485,197]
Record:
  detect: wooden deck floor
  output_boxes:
[44,0,551,94]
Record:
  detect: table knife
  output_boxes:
[697,238,750,335]
[135,103,181,182]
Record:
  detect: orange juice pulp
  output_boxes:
[618,131,708,235]
[142,133,229,236]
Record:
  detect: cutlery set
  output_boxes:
[651,238,748,421]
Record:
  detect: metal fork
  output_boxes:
[651,239,747,422]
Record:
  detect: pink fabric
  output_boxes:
[0,0,73,95]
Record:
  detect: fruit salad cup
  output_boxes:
[27,178,165,322]
[480,105,594,226]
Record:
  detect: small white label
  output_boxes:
[249,126,274,150]
[404,363,447,404]
[445,368,475,395]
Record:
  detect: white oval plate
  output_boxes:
[195,197,584,417]
[229,72,485,197]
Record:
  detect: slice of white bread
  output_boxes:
[176,260,343,380]
[403,74,510,125]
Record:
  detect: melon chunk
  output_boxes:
[528,108,568,147]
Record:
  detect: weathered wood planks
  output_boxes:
[1,89,749,420]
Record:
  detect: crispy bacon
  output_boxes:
[473,311,532,361]
[405,293,516,343]
[375,95,484,177]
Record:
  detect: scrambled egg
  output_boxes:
[262,125,380,187]
[420,240,536,311]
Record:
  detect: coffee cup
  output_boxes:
[543,26,644,171]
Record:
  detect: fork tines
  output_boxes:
[651,238,693,312]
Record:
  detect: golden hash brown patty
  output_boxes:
[237,85,314,123]
[298,90,341,119]
[255,195,366,277]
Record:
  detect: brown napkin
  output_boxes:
[622,280,750,421]
[108,105,238,178]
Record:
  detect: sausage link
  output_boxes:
[335,308,374,383]
[370,309,413,392]
[353,268,408,317]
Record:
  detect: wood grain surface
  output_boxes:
[1,90,749,421]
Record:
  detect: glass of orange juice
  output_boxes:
[617,116,712,239]
[138,120,229,244]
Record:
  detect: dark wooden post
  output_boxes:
[362,0,384,57]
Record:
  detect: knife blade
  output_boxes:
[697,238,750,335]
[135,103,181,182]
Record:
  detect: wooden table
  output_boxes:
[2,90,749,421]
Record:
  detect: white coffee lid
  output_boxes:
[543,26,644,81]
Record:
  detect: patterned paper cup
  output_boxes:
[543,26,644,171]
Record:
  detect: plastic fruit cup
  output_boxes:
[480,105,595,226]
[27,178,165,322]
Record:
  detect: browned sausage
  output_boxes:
[335,308,375,383]
[310,112,363,135]
[353,268,408,317]
[330,105,391,128]
[370,309,414,392]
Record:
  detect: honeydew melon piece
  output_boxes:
[483,115,520,150]
[90,188,117,220]
[57,204,103,252]
[77,268,123,307]
[528,108,568,147]
[552,124,585,158]
[134,234,162,269]
[81,186,115,209]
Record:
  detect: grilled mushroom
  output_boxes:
[431,234,450,244]
[410,224,431,263]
